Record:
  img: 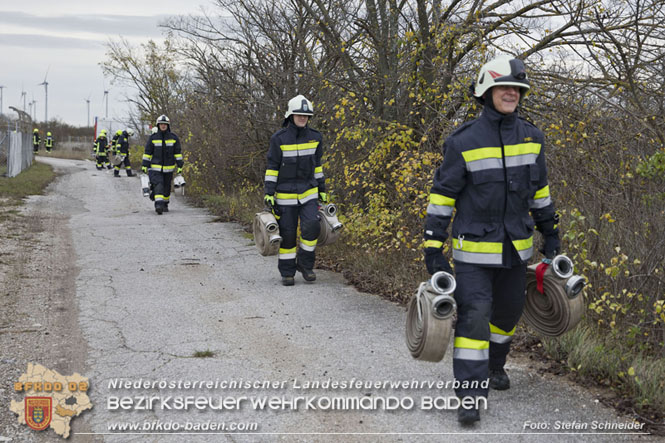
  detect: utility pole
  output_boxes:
[21,90,26,112]
[85,94,91,127]
[103,90,109,119]
[0,85,5,115]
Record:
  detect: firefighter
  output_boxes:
[32,128,40,153]
[94,129,110,170]
[113,128,134,177]
[264,95,327,286]
[423,55,561,424]
[44,131,54,153]
[141,115,183,214]
[111,129,122,154]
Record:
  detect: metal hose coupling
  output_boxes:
[524,255,587,336]
[405,271,457,362]
[253,211,282,256]
[317,203,343,246]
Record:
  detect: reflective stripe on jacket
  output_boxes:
[142,130,184,173]
[424,106,556,267]
[264,123,325,205]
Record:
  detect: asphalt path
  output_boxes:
[27,156,653,442]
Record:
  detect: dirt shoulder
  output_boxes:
[0,190,90,441]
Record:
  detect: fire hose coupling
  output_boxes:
[317,203,344,247]
[548,255,587,298]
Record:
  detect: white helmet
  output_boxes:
[126,128,134,136]
[284,95,314,119]
[156,114,170,126]
[473,55,530,99]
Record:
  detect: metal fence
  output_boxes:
[1,130,32,177]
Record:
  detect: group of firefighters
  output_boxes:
[84,54,561,425]
[32,128,54,153]
[92,115,183,214]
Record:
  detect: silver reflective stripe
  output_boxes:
[300,244,316,252]
[517,247,533,261]
[279,253,296,260]
[466,158,503,172]
[530,196,552,209]
[490,333,512,344]
[314,172,324,179]
[152,141,163,146]
[298,148,316,156]
[427,203,454,217]
[282,151,298,158]
[276,198,298,205]
[299,193,318,204]
[166,142,174,146]
[453,348,489,361]
[155,196,164,201]
[150,166,162,171]
[453,249,503,265]
[505,154,538,168]
[265,175,278,182]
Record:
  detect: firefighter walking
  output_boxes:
[264,95,327,286]
[32,128,40,153]
[423,55,561,424]
[142,115,183,215]
[45,131,54,153]
[113,129,134,177]
[94,129,110,170]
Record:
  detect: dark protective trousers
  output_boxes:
[276,200,320,277]
[452,247,526,399]
[114,156,132,175]
[33,144,39,153]
[149,171,173,209]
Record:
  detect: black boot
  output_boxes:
[156,207,163,215]
[489,368,510,390]
[457,406,480,425]
[163,205,169,212]
[114,171,120,177]
[282,276,295,286]
[126,170,134,177]
[296,263,316,282]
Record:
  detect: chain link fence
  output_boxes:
[1,130,32,177]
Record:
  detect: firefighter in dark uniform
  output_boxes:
[264,95,327,286]
[113,128,134,177]
[142,115,183,214]
[45,131,53,153]
[32,128,40,152]
[93,130,110,170]
[423,55,561,424]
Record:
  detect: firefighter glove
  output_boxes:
[424,249,453,275]
[141,166,148,174]
[177,167,183,174]
[540,233,561,259]
[319,192,328,203]
[264,194,275,210]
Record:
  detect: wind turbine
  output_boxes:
[31,95,37,122]
[85,92,91,127]
[20,87,26,112]
[103,89,109,119]
[38,66,50,123]
[0,85,5,115]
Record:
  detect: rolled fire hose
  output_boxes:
[317,203,343,247]
[112,154,125,166]
[405,271,457,362]
[140,174,150,197]
[523,255,587,337]
[253,210,282,256]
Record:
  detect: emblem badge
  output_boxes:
[25,397,52,431]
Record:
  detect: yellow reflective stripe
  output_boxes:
[162,165,176,170]
[462,147,502,162]
[142,154,152,160]
[165,139,176,144]
[512,237,533,251]
[279,247,296,254]
[280,142,319,151]
[453,238,502,253]
[152,140,163,145]
[504,142,541,157]
[489,323,516,336]
[174,154,183,159]
[424,240,443,249]
[315,166,323,173]
[300,238,317,247]
[275,192,297,199]
[266,169,279,177]
[534,185,550,200]
[429,193,455,206]
[299,187,318,200]
[454,337,489,350]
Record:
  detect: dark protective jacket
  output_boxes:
[33,132,40,146]
[264,123,325,206]
[94,135,108,156]
[117,131,130,155]
[424,105,557,267]
[111,133,121,151]
[45,135,53,149]
[142,129,183,173]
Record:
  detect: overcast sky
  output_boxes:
[0,0,210,127]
